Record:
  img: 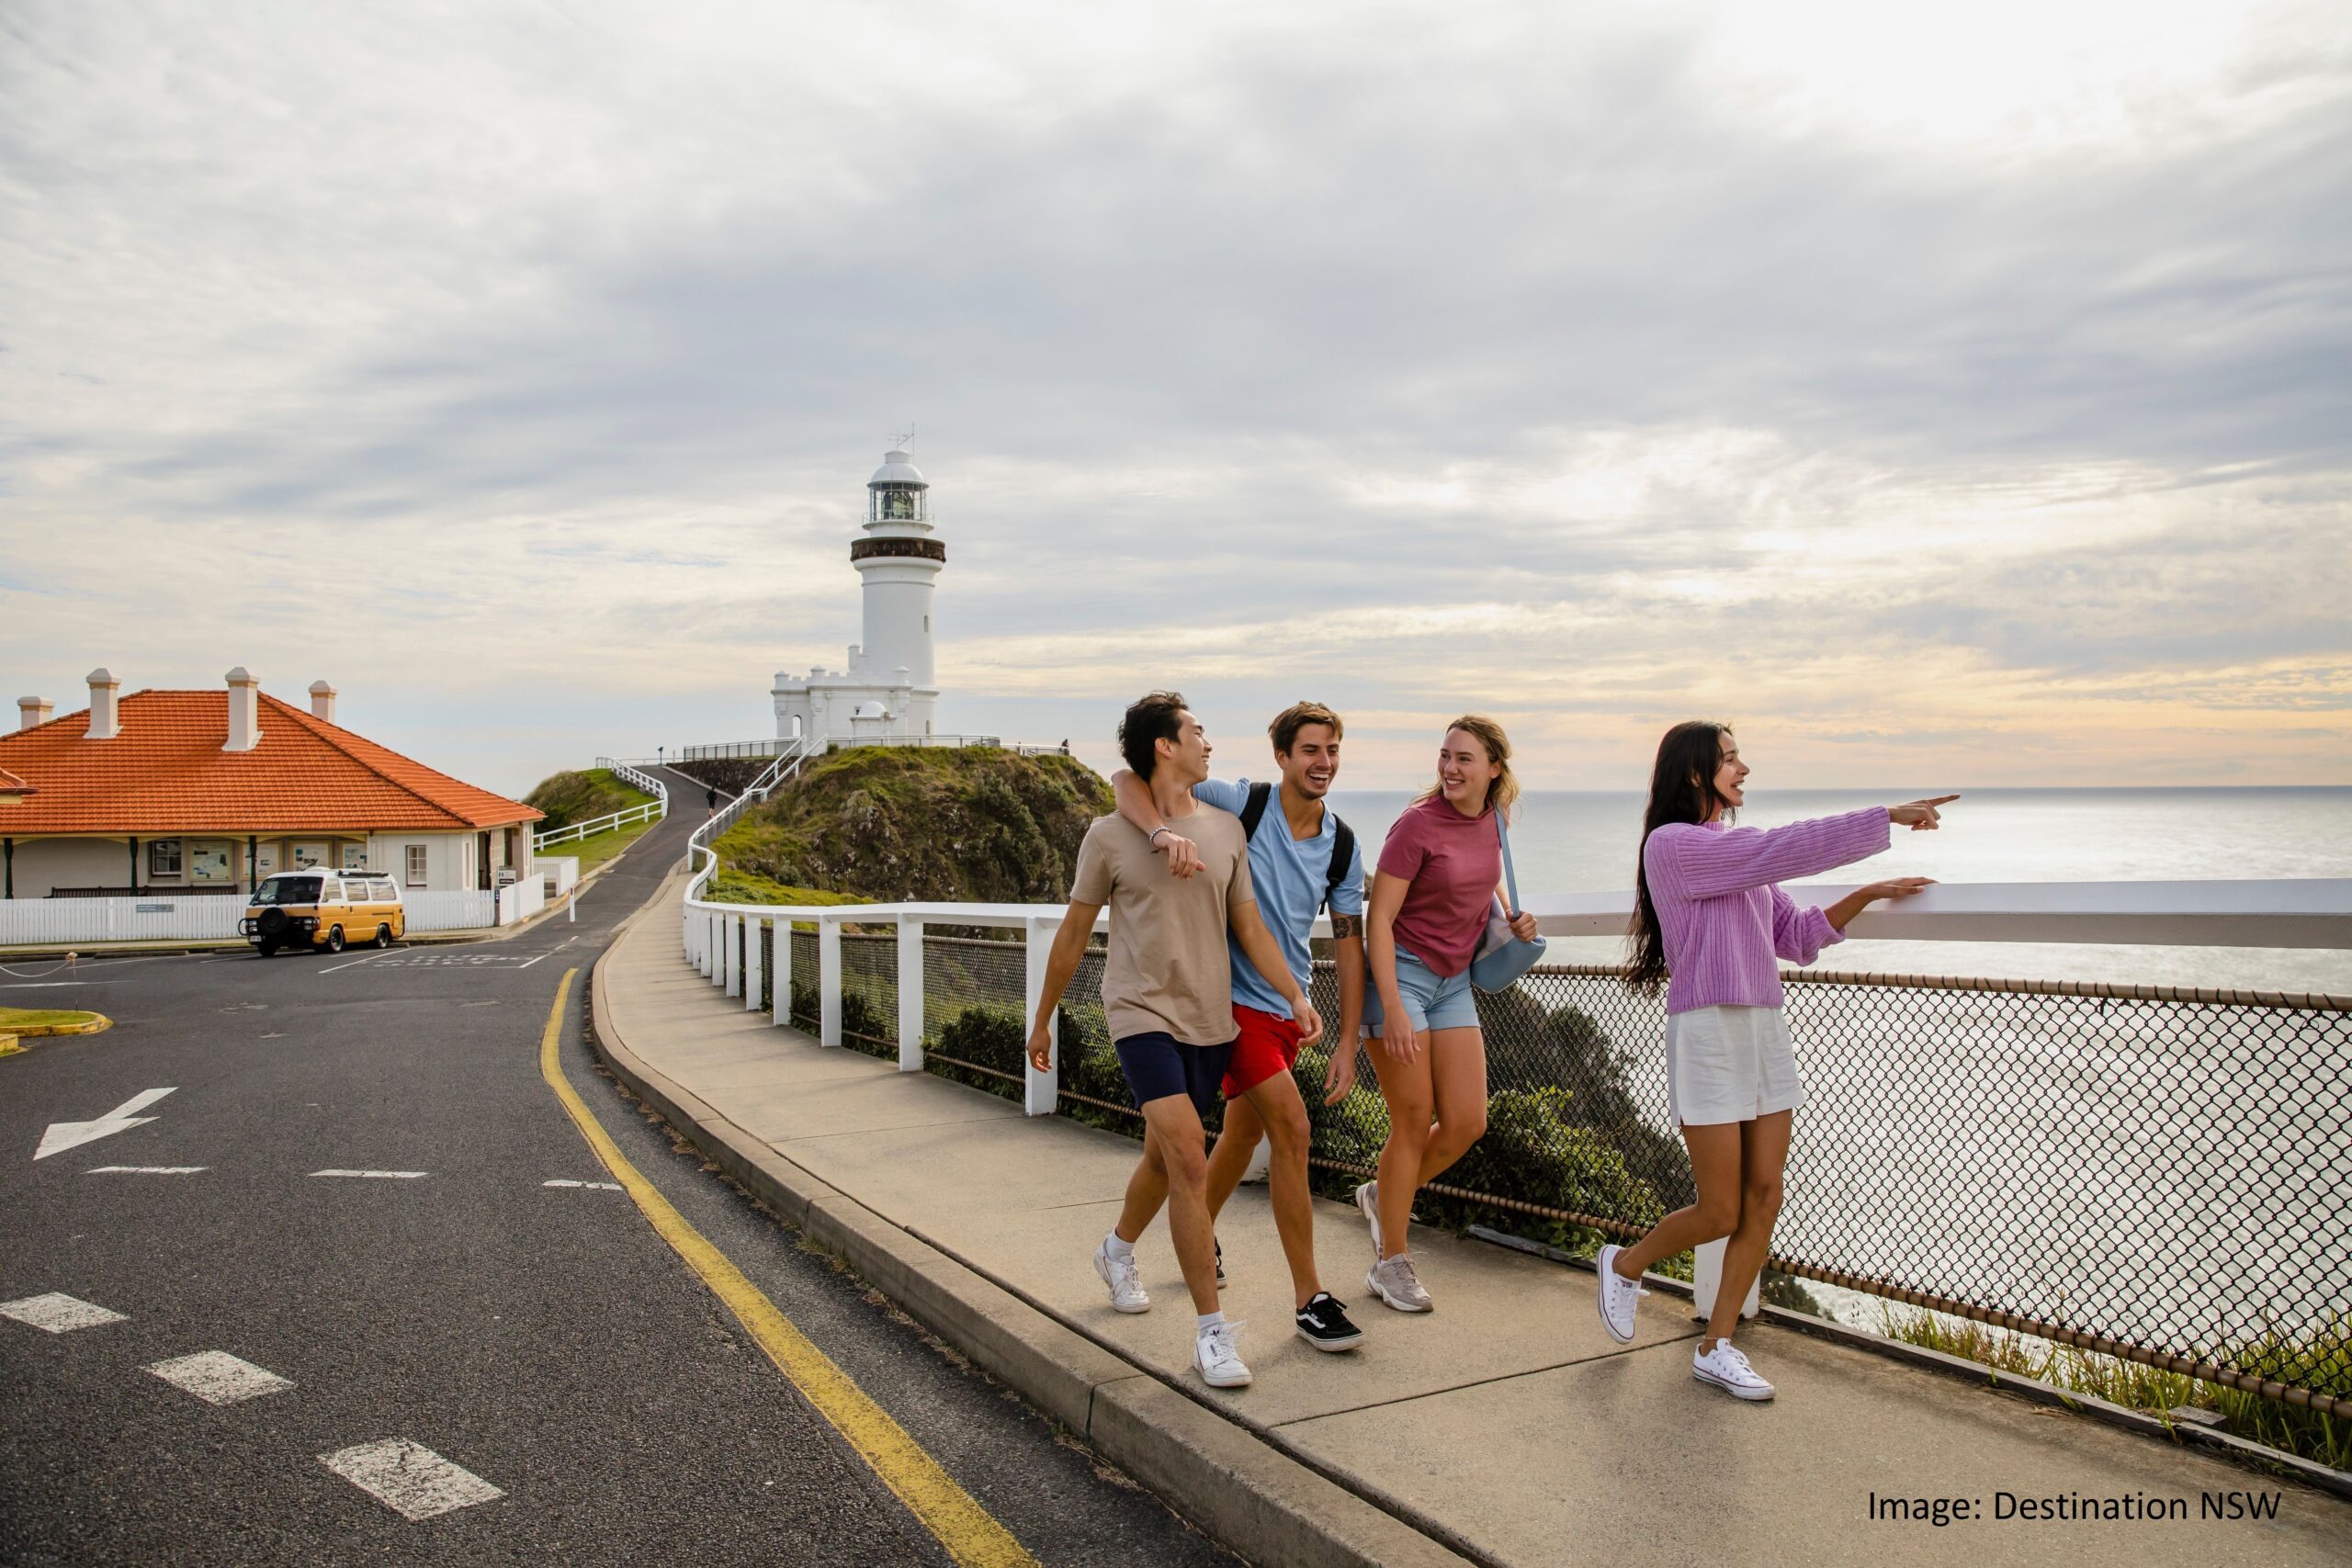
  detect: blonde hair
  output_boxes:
[1415,714,1521,821]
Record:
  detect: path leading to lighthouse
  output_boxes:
[597,866,2352,1568]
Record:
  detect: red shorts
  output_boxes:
[1223,1005,1303,1100]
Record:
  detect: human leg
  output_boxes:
[1139,1095,1219,1314]
[1203,1094,1263,1222]
[1594,1120,1746,1343]
[1703,1111,1791,1348]
[1238,1071,1320,1307]
[1369,1027,1433,1261]
[1412,1027,1489,1186]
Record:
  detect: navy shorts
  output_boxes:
[1114,1032,1236,1117]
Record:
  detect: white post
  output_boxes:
[1023,914,1059,1116]
[695,911,709,976]
[774,913,794,1027]
[1693,1237,1761,1323]
[819,917,842,1047]
[744,914,763,1011]
[897,915,924,1071]
[707,911,721,981]
[722,913,740,998]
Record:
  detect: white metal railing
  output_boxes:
[678,733,1066,761]
[682,738,817,919]
[678,879,2352,1122]
[534,761,671,852]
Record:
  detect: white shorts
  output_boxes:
[1666,1005,1804,1127]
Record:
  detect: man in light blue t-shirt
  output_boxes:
[1112,701,1369,1352]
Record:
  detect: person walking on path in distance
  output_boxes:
[705,784,718,818]
[1027,693,1324,1389]
[1353,716,1540,1313]
[1598,721,1953,1400]
[1111,699,1369,1353]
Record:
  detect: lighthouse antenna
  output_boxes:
[889,425,915,451]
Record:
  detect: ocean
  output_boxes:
[1323,786,2352,995]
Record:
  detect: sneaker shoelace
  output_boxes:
[1202,1321,1248,1363]
[1713,1342,1757,1380]
[1107,1248,1142,1293]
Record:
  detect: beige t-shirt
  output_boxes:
[1070,807,1257,1046]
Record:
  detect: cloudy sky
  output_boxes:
[4,0,2347,796]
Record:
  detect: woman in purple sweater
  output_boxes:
[1595,721,1954,1400]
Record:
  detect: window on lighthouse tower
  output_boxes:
[879,488,918,521]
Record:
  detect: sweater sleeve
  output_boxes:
[1645,807,1891,902]
[1770,885,1843,966]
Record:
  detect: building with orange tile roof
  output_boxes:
[2,669,542,900]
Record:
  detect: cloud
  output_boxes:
[2,0,2347,792]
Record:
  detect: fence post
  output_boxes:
[1023,914,1059,1116]
[897,915,924,1072]
[819,916,842,1047]
[744,914,763,1012]
[774,913,793,1028]
[722,913,741,998]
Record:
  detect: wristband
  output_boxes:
[1148,827,1170,845]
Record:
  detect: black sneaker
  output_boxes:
[1294,1292,1366,1352]
[1215,1237,1227,1291]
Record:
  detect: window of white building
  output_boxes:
[148,839,182,876]
[405,844,428,886]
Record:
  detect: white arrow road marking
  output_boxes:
[35,1088,175,1161]
[542,1179,622,1190]
[321,1438,504,1520]
[147,1350,293,1404]
[311,1168,427,1179]
[1,1292,128,1333]
[87,1166,207,1175]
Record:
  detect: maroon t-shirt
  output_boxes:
[1376,795,1503,977]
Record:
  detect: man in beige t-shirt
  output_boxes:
[1028,693,1320,1391]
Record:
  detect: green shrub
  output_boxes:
[1419,1087,1668,1256]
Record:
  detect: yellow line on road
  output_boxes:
[537,969,1038,1568]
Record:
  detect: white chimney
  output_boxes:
[225,667,262,753]
[17,696,51,732]
[309,679,336,724]
[85,669,120,740]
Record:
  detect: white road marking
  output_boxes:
[370,953,533,968]
[36,1088,175,1161]
[1,1292,128,1333]
[317,951,393,976]
[311,1168,428,1179]
[87,1165,207,1175]
[321,1438,504,1520]
[542,1179,623,1190]
[147,1350,293,1404]
[517,937,576,971]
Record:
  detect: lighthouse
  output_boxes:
[772,445,944,743]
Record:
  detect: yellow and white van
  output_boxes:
[240,871,405,956]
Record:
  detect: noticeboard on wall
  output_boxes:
[189,842,233,883]
[291,842,327,870]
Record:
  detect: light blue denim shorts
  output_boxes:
[1361,943,1480,1038]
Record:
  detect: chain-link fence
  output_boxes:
[740,924,2347,1416]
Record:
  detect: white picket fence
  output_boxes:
[0,895,246,945]
[402,890,501,933]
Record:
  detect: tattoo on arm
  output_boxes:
[1329,914,1363,939]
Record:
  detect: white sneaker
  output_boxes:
[1594,1244,1646,1344]
[1194,1320,1252,1388]
[1354,1180,1382,1258]
[1691,1339,1774,1401]
[1093,1236,1149,1314]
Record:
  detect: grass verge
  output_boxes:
[707,869,864,931]
[539,815,660,876]
[1883,1305,2351,1470]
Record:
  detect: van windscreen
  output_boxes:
[253,876,323,906]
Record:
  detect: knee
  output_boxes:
[1693,1192,1742,1239]
[1742,1176,1784,1221]
[1263,1098,1311,1154]
[1162,1140,1208,1190]
[1442,1106,1488,1151]
[1386,1105,1433,1146]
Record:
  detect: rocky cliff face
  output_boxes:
[709,746,1112,903]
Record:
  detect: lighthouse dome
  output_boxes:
[869,449,928,489]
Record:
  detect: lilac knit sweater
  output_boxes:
[1641,807,1893,1015]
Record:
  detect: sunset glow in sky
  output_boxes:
[4,1,2346,794]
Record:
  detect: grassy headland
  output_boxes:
[526,767,662,874]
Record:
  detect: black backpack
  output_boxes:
[1236,782,1356,914]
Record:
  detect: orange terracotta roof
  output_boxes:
[0,691,542,835]
[0,765,30,794]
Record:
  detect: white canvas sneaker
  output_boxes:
[1093,1236,1149,1314]
[1194,1320,1253,1388]
[1691,1339,1775,1401]
[1354,1180,1382,1258]
[1594,1244,1646,1344]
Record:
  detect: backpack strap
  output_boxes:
[1324,816,1356,914]
[1238,780,1273,840]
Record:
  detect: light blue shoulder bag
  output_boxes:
[1469,812,1545,992]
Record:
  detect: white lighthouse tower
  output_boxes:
[772,443,944,743]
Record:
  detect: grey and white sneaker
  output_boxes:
[1354,1180,1383,1258]
[1365,1252,1433,1313]
[1093,1236,1149,1314]
[1194,1320,1253,1388]
[1594,1243,1646,1344]
[1691,1339,1774,1401]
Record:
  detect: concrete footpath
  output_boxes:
[593,874,2349,1568]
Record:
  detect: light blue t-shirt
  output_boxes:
[1193,777,1365,1019]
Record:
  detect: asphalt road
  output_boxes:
[0,774,1235,1566]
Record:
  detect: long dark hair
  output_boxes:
[1625,721,1736,996]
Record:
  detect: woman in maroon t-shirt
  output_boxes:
[1346,716,1539,1312]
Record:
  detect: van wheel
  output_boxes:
[374,924,393,949]
[324,926,345,954]
[256,942,277,958]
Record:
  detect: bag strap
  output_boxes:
[1324,816,1354,914]
[1496,811,1521,917]
[1238,780,1273,840]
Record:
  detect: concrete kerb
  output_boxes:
[585,915,1475,1568]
